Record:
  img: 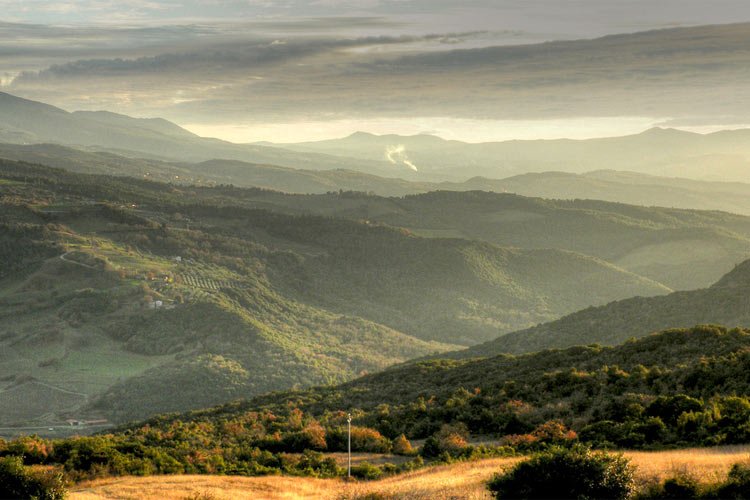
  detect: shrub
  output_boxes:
[646,395,703,426]
[531,420,578,443]
[0,456,67,500]
[487,445,634,500]
[5,435,53,465]
[399,455,424,472]
[350,461,383,480]
[499,433,539,450]
[713,461,750,499]
[579,420,621,448]
[391,434,415,456]
[663,475,700,499]
[280,422,327,452]
[421,424,469,457]
[328,426,392,453]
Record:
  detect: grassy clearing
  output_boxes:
[69,446,750,500]
[625,445,750,486]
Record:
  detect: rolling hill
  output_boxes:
[456,259,750,357]
[0,159,667,425]
[4,325,750,496]
[5,324,750,492]
[8,140,750,217]
[220,189,750,290]
[9,142,750,218]
[105,325,750,457]
[0,142,429,195]
[454,170,750,216]
[4,141,749,291]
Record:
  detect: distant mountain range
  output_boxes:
[0,92,402,178]
[4,91,750,185]
[272,127,750,182]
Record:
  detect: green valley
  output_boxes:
[0,159,670,427]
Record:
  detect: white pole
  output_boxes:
[347,413,352,478]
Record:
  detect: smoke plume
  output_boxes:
[385,144,418,172]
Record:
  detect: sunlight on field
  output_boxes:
[71,474,340,500]
[343,457,519,499]
[625,445,750,486]
[70,446,750,500]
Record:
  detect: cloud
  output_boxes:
[4,12,750,137]
[9,32,474,83]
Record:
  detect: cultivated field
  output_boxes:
[70,446,750,500]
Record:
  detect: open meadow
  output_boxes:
[69,446,750,500]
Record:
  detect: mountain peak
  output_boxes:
[348,131,377,138]
[636,127,702,140]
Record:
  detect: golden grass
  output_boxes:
[71,474,339,500]
[342,456,520,499]
[624,445,750,486]
[70,446,750,500]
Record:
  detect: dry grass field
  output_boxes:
[70,446,750,500]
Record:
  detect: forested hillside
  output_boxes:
[456,259,750,357]
[221,189,750,290]
[8,142,750,218]
[0,143,430,196]
[3,326,749,483]
[137,325,750,452]
[0,160,665,425]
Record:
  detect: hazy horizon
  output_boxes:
[4,1,750,143]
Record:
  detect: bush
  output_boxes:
[280,422,328,452]
[0,456,67,500]
[421,424,469,458]
[531,420,578,444]
[399,455,424,472]
[713,461,750,499]
[487,445,634,500]
[329,426,391,453]
[662,476,700,499]
[391,434,415,456]
[350,461,383,480]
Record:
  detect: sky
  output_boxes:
[3,1,750,142]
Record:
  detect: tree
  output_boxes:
[487,445,634,500]
[392,434,415,456]
[0,456,67,500]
